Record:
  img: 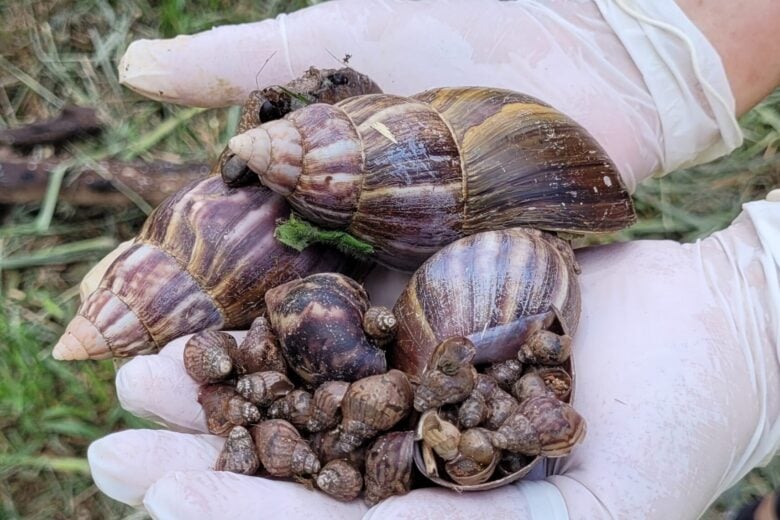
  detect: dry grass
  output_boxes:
[0,1,777,518]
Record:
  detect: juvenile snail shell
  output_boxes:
[484,359,524,393]
[512,373,555,403]
[458,428,497,466]
[215,426,260,475]
[306,381,350,433]
[458,391,488,429]
[517,330,572,365]
[198,384,261,435]
[338,370,413,452]
[251,419,320,477]
[53,177,350,360]
[363,431,415,506]
[520,396,586,457]
[183,330,234,383]
[488,411,541,456]
[227,317,286,376]
[444,451,500,487]
[267,390,313,430]
[413,337,477,412]
[362,306,398,346]
[473,375,520,431]
[265,273,386,386]
[236,371,294,407]
[309,428,366,469]
[230,87,635,271]
[316,460,363,502]
[392,229,580,376]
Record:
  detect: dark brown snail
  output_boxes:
[251,419,320,477]
[517,330,572,365]
[229,87,635,271]
[53,176,351,361]
[265,273,389,386]
[308,428,366,469]
[216,426,261,475]
[392,228,580,377]
[484,359,524,393]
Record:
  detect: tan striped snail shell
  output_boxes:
[265,273,390,386]
[363,431,415,506]
[183,330,235,384]
[315,460,363,502]
[215,426,261,475]
[391,228,580,376]
[229,86,635,271]
[53,176,352,361]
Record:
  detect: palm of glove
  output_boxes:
[89,221,771,519]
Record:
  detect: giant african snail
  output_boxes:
[229,87,636,271]
[52,177,353,361]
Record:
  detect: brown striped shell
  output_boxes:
[265,273,386,386]
[183,330,235,384]
[53,176,352,360]
[215,426,261,475]
[250,419,321,477]
[230,87,635,271]
[363,431,415,506]
[197,384,261,436]
[391,228,580,376]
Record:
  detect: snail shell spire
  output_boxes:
[53,176,349,361]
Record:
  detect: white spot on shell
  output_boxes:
[603,176,613,187]
[370,122,398,144]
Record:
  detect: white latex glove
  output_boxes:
[89,195,780,519]
[118,0,743,192]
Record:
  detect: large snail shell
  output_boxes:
[363,431,415,506]
[230,87,635,270]
[265,273,386,386]
[391,228,580,376]
[53,177,351,361]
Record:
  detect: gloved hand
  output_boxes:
[85,1,780,518]
[88,194,780,519]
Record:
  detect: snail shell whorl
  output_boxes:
[391,229,580,376]
[54,177,349,360]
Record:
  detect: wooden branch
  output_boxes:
[0,159,209,207]
[0,106,102,148]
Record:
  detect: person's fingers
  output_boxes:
[363,483,541,519]
[87,429,223,507]
[116,331,247,432]
[144,470,368,520]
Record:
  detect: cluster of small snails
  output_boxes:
[414,335,583,488]
[184,273,416,505]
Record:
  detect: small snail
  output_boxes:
[216,426,261,475]
[308,428,366,469]
[52,176,351,361]
[338,370,413,452]
[198,384,261,436]
[316,460,363,502]
[363,431,415,506]
[265,273,391,386]
[392,228,580,377]
[413,337,478,412]
[267,389,313,430]
[227,317,287,376]
[236,371,294,407]
[516,330,572,365]
[229,87,635,271]
[251,420,320,477]
[183,330,235,384]
[484,359,524,393]
[306,381,350,433]
[417,410,461,461]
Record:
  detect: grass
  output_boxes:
[0,0,778,518]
